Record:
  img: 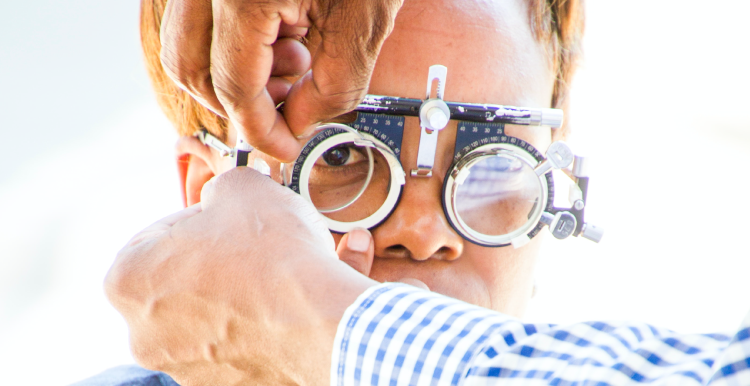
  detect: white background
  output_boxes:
[1,1,749,385]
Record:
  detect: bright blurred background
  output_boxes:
[1,1,748,385]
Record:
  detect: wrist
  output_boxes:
[286,249,378,385]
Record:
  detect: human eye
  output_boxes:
[472,156,524,181]
[309,144,371,188]
[314,145,367,167]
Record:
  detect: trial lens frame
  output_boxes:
[197,65,603,246]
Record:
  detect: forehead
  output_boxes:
[369,0,554,108]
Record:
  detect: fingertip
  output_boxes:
[267,77,293,106]
[252,113,305,163]
[346,228,372,253]
[271,38,311,77]
[337,228,374,276]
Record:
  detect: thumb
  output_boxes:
[125,203,203,248]
[336,228,374,276]
[283,0,404,136]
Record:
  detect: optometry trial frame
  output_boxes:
[197,65,604,248]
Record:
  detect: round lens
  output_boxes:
[308,142,392,223]
[454,154,542,237]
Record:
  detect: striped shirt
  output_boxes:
[331,283,750,386]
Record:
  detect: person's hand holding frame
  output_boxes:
[159,0,404,162]
[105,168,378,385]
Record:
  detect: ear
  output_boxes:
[175,136,220,207]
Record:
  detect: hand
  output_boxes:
[105,168,376,385]
[159,0,405,162]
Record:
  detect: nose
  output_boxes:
[372,175,464,261]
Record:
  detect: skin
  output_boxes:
[176,0,555,317]
[105,0,560,384]
[160,0,405,161]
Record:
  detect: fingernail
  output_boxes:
[346,228,371,253]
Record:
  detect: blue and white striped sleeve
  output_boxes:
[331,282,750,386]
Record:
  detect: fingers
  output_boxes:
[267,77,293,106]
[283,0,405,136]
[268,37,311,104]
[279,21,309,38]
[161,0,312,162]
[209,0,309,162]
[197,166,337,252]
[125,203,203,248]
[271,38,310,77]
[160,0,227,117]
[336,228,374,276]
[161,0,404,162]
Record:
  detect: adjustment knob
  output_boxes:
[427,107,449,130]
[581,223,604,243]
[541,211,577,240]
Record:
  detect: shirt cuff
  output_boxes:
[330,282,514,386]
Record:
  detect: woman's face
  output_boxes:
[222,0,556,317]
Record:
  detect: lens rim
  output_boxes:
[288,124,405,234]
[442,140,553,247]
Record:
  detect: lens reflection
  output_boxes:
[455,154,541,236]
[308,143,391,223]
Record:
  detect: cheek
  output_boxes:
[461,236,542,316]
[332,233,344,249]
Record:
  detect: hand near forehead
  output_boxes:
[160,0,404,162]
[105,168,377,385]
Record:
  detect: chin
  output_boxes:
[368,258,497,310]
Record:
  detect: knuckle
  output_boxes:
[211,72,247,110]
[210,167,266,196]
[160,49,213,96]
[103,249,136,304]
[313,77,366,113]
[104,241,157,309]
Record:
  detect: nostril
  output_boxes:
[384,245,410,258]
[432,246,459,261]
[381,245,458,261]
